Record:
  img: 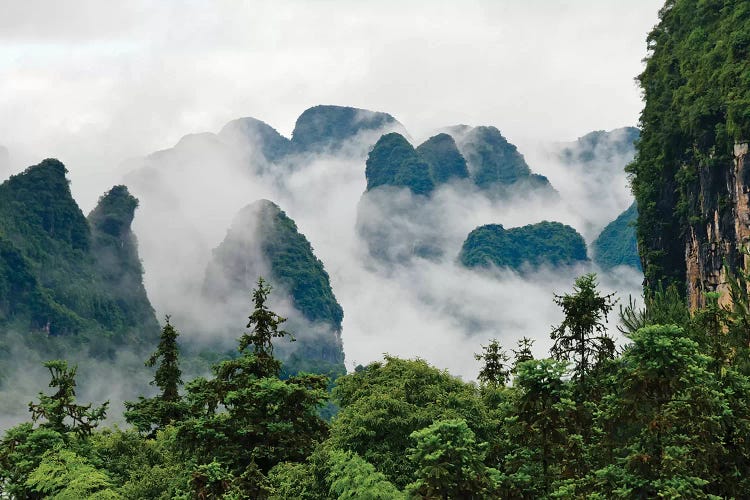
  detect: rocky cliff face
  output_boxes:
[682,143,750,309]
[627,1,750,309]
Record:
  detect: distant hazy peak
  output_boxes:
[558,126,640,166]
[291,104,404,153]
[219,117,292,163]
[415,133,470,185]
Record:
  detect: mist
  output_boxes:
[0,1,659,426]
[114,114,643,381]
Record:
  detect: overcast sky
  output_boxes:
[0,0,662,204]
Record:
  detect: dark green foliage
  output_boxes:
[415,133,470,184]
[459,221,588,271]
[177,278,329,487]
[0,159,89,252]
[0,161,158,344]
[592,202,642,271]
[474,338,511,387]
[29,360,108,438]
[550,274,616,385]
[501,358,574,497]
[291,105,400,153]
[627,0,750,292]
[365,132,435,195]
[406,418,499,499]
[329,356,490,489]
[594,325,727,498]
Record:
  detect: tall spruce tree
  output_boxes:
[474,338,511,387]
[124,316,185,435]
[29,360,108,438]
[177,277,328,498]
[550,274,616,389]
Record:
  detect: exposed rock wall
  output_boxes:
[684,142,749,309]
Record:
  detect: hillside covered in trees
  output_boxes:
[6,0,749,496]
[459,222,588,272]
[2,271,749,498]
[0,159,158,350]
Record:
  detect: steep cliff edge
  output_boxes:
[628,1,750,309]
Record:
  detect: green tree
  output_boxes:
[406,418,499,499]
[500,359,573,497]
[511,336,535,370]
[0,360,107,498]
[550,274,616,389]
[594,325,727,498]
[29,360,108,438]
[177,277,328,497]
[330,356,489,489]
[124,316,185,435]
[474,338,510,387]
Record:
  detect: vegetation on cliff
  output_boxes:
[0,160,157,345]
[414,133,470,184]
[291,105,401,154]
[365,133,435,195]
[628,0,750,293]
[459,221,588,271]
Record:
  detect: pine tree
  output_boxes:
[550,274,616,389]
[124,316,185,434]
[474,338,510,387]
[29,360,108,438]
[177,277,328,497]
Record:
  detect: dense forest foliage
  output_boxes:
[3,271,750,498]
[459,221,588,271]
[628,0,750,291]
[592,202,642,271]
[0,160,158,348]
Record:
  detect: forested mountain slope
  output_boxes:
[628,0,750,308]
[0,159,157,347]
